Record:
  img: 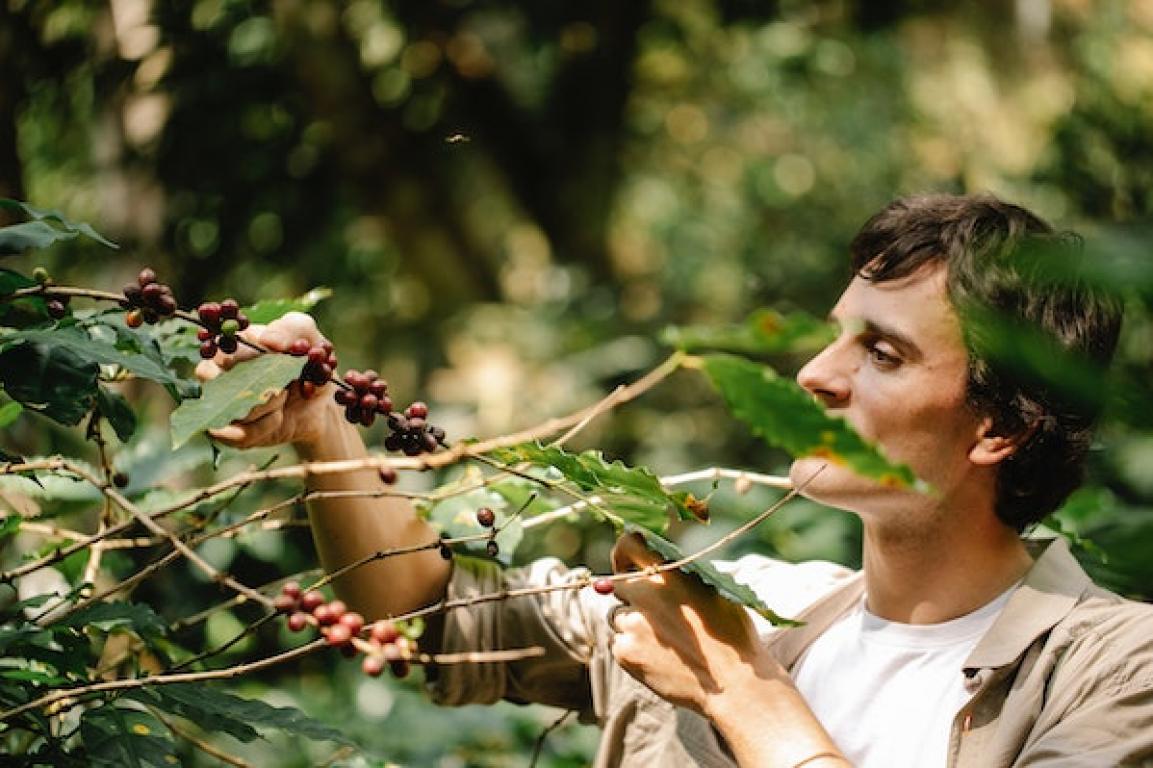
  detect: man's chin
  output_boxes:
[789,456,882,504]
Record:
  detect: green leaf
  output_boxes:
[243,287,332,324]
[624,523,800,626]
[96,386,137,442]
[128,683,356,745]
[10,327,186,389]
[80,705,177,768]
[701,354,920,489]
[0,267,50,326]
[491,442,694,532]
[95,318,201,400]
[0,667,70,685]
[0,513,21,539]
[0,338,99,425]
[663,309,835,356]
[169,353,302,448]
[0,221,81,254]
[0,199,118,251]
[0,400,22,428]
[61,601,168,639]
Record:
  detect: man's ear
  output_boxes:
[970,417,1036,466]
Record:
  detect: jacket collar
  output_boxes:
[963,536,1092,671]
[766,537,1091,672]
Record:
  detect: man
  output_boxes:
[201,194,1152,766]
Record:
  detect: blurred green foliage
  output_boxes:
[2,0,1152,764]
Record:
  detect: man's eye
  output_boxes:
[866,343,901,368]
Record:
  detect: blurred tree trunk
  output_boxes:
[0,1,28,218]
[273,0,503,307]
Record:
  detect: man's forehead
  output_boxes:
[829,269,961,344]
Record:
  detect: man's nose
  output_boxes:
[796,343,851,407]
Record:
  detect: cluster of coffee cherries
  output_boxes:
[383,401,446,456]
[196,299,251,358]
[122,268,178,327]
[322,365,446,455]
[288,338,339,398]
[335,369,393,426]
[273,581,416,678]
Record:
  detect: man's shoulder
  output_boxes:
[1064,584,1153,651]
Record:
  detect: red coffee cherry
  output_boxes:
[325,623,352,647]
[476,507,496,528]
[362,655,385,677]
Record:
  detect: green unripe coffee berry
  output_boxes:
[32,267,50,284]
[220,318,241,336]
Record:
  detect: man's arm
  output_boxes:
[610,533,850,768]
[198,312,451,619]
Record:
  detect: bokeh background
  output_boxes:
[3,1,1153,765]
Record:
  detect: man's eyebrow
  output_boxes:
[861,319,923,360]
[829,312,924,361]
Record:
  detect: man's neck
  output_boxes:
[860,510,1034,625]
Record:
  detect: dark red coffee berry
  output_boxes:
[273,594,298,613]
[197,302,222,327]
[287,612,310,632]
[300,590,325,612]
[325,623,353,646]
[476,507,496,528]
[46,299,68,319]
[327,600,348,621]
[340,612,365,636]
[593,578,615,596]
[312,603,334,625]
[219,298,240,319]
[371,621,400,644]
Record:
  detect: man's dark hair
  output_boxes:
[848,193,1123,531]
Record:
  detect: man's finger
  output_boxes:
[195,360,223,382]
[208,406,284,447]
[611,532,665,574]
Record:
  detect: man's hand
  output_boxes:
[194,311,340,450]
[610,533,849,767]
[609,532,782,715]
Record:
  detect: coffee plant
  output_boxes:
[0,200,958,765]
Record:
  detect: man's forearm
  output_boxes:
[296,406,452,620]
[707,675,849,768]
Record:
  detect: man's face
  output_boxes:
[789,264,991,521]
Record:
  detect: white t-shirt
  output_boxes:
[791,587,1015,767]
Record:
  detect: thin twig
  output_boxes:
[57,460,268,607]
[529,709,576,768]
[0,641,544,724]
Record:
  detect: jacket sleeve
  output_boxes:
[425,555,615,714]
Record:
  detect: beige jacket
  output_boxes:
[429,538,1153,766]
